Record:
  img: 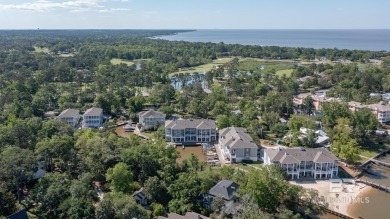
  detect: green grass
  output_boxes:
[237,59,295,77]
[34,47,50,53]
[169,58,232,76]
[140,131,155,139]
[275,69,294,77]
[110,58,135,66]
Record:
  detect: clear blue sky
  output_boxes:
[0,0,389,29]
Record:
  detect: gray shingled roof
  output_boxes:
[208,180,239,201]
[265,148,338,164]
[219,127,257,149]
[58,109,80,118]
[165,119,216,129]
[139,109,165,118]
[83,107,103,117]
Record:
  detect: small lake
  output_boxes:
[175,145,205,163]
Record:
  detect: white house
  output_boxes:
[264,147,339,179]
[219,127,258,162]
[138,110,166,128]
[82,107,104,128]
[57,109,80,127]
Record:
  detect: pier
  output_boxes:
[369,158,390,168]
[355,179,390,193]
[322,208,354,219]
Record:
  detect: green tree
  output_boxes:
[95,199,116,219]
[106,162,134,193]
[351,108,378,143]
[262,112,280,128]
[144,176,169,205]
[126,96,145,113]
[211,101,232,117]
[241,166,286,212]
[0,182,16,217]
[216,114,230,129]
[339,139,361,164]
[321,102,351,128]
[332,118,361,164]
[0,147,37,198]
[30,173,71,217]
[67,198,95,219]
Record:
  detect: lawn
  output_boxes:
[275,69,294,77]
[237,59,295,77]
[169,58,232,76]
[110,58,135,66]
[34,47,50,54]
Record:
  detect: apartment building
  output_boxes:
[165,119,217,144]
[264,147,339,179]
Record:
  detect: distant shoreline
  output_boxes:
[157,29,390,51]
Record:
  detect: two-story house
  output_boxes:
[57,109,80,127]
[82,107,104,128]
[219,127,258,162]
[138,110,166,128]
[264,147,339,179]
[165,119,217,144]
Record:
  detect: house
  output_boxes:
[157,212,210,219]
[203,180,241,215]
[138,110,166,129]
[219,127,258,162]
[299,127,329,145]
[264,147,339,179]
[82,107,104,128]
[133,188,147,207]
[57,109,80,127]
[165,119,217,144]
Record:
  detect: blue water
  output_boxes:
[157,29,390,51]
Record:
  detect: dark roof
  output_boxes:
[83,107,103,117]
[165,119,216,129]
[139,109,165,118]
[219,127,257,149]
[265,148,338,164]
[208,180,239,201]
[58,109,80,118]
[133,187,146,200]
[8,209,29,219]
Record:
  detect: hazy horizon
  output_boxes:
[0,0,389,29]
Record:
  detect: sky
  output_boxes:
[0,0,389,29]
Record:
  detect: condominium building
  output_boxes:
[165,119,217,144]
[264,147,339,179]
[348,101,390,124]
[57,109,80,127]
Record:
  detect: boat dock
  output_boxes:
[355,179,390,193]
